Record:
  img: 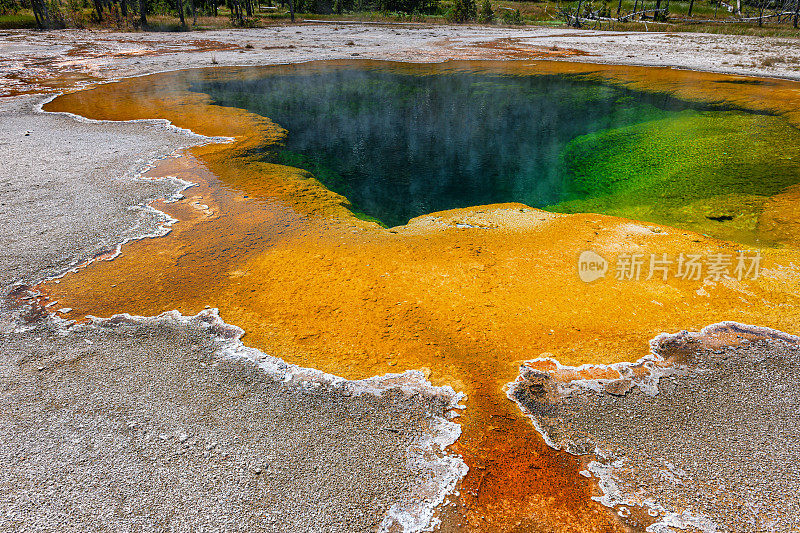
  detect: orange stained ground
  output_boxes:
[39,60,800,532]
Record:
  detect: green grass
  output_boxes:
[0,12,37,28]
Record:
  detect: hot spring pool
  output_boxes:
[191,62,800,243]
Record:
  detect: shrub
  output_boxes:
[0,0,20,15]
[448,0,476,21]
[500,7,521,24]
[478,0,493,22]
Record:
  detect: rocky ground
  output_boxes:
[508,323,800,532]
[0,300,466,532]
[0,24,799,98]
[0,94,206,288]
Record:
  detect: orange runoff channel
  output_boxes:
[39,60,800,531]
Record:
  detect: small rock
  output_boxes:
[179,433,189,443]
[604,379,634,396]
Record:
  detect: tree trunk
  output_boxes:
[121,0,128,17]
[232,0,242,23]
[191,0,196,24]
[31,0,44,28]
[212,0,217,16]
[616,0,623,18]
[288,0,294,21]
[688,0,694,15]
[176,0,186,25]
[573,0,583,26]
[40,0,51,27]
[139,0,147,25]
[93,0,103,20]
[794,0,799,27]
[736,0,741,15]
